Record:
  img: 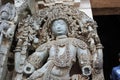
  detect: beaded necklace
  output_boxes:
[53,39,72,68]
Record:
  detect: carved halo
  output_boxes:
[34,4,96,44]
[17,4,100,54]
[34,5,91,40]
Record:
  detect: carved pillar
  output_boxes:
[0,3,17,80]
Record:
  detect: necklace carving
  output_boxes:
[54,40,72,68]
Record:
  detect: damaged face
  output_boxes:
[52,19,68,36]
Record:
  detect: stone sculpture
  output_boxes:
[25,18,91,80]
[13,4,104,80]
[0,1,104,80]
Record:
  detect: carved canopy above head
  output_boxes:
[17,4,101,53]
[32,4,98,43]
[13,3,104,80]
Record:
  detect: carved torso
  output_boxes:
[35,37,87,80]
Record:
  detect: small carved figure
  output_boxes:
[0,3,16,45]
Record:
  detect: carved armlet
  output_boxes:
[72,38,87,50]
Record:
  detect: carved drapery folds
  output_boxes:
[0,1,104,80]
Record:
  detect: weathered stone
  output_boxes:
[0,2,17,80]
[0,1,104,80]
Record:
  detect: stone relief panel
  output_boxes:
[13,4,104,80]
[0,1,104,80]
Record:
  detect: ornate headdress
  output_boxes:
[17,4,100,49]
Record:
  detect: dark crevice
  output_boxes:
[93,15,120,80]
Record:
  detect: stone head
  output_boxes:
[51,19,68,36]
